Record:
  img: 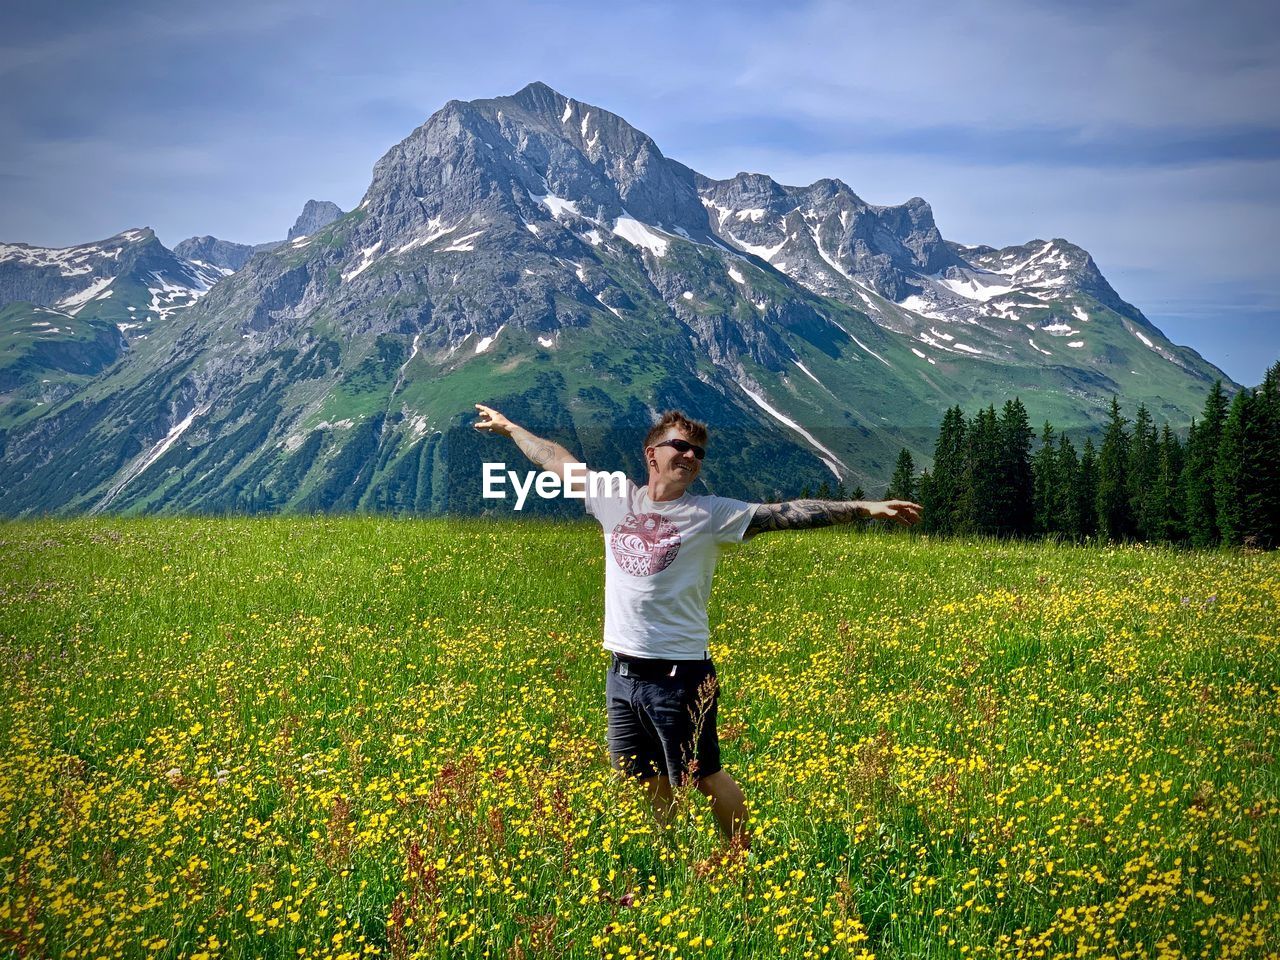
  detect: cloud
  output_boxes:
[721,0,1280,131]
[0,1,319,78]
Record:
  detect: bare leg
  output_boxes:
[696,769,751,848]
[640,774,677,827]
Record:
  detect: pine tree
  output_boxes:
[1229,385,1272,547]
[1056,433,1081,540]
[961,406,1001,535]
[1032,421,1059,536]
[886,448,916,501]
[1215,389,1250,545]
[1184,380,1228,547]
[1077,437,1099,540]
[923,406,966,535]
[1179,418,1197,541]
[997,398,1035,537]
[916,470,933,529]
[1127,403,1159,540]
[1151,423,1185,543]
[1253,362,1280,548]
[1096,396,1133,541]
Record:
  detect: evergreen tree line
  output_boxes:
[881,360,1280,547]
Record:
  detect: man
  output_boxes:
[474,403,922,848]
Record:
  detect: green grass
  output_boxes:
[1,519,1277,959]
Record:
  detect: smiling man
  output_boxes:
[474,403,922,848]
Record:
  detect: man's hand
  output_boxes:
[474,403,515,438]
[863,500,923,527]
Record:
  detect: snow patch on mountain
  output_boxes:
[899,295,949,322]
[740,384,845,479]
[726,232,785,262]
[831,321,892,368]
[532,192,579,220]
[611,214,669,256]
[57,277,114,313]
[343,241,384,281]
[792,360,825,388]
[937,274,1015,302]
[474,324,505,354]
[811,227,854,283]
[395,218,459,254]
[441,230,484,253]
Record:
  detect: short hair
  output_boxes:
[644,410,708,451]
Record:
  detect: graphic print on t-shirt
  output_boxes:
[610,512,681,576]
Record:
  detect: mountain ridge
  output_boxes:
[0,81,1234,517]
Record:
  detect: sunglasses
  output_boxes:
[654,438,706,460]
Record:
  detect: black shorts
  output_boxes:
[605,654,721,785]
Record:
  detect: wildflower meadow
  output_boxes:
[1,518,1277,959]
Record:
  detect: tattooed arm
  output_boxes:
[744,498,922,539]
[473,404,584,481]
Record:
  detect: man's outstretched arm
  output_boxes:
[745,498,922,538]
[473,403,583,481]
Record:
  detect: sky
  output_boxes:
[1,0,1277,386]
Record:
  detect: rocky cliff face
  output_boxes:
[287,200,345,241]
[0,82,1233,517]
[172,236,263,273]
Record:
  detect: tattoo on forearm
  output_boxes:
[746,499,865,536]
[511,427,575,472]
[513,430,556,468]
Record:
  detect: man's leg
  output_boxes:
[696,769,750,848]
[640,774,677,827]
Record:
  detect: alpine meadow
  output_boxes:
[1,519,1277,958]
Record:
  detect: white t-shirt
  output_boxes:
[585,477,756,659]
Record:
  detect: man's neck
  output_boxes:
[647,475,689,502]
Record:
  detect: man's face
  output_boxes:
[647,427,702,490]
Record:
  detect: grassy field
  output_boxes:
[1,518,1277,959]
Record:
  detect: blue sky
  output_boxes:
[2,0,1277,386]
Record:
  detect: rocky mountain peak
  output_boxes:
[502,80,571,123]
[355,83,713,254]
[287,201,344,241]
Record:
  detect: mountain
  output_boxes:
[0,228,227,426]
[0,82,1234,516]
[287,200,345,241]
[0,227,223,320]
[173,200,346,272]
[171,235,270,273]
